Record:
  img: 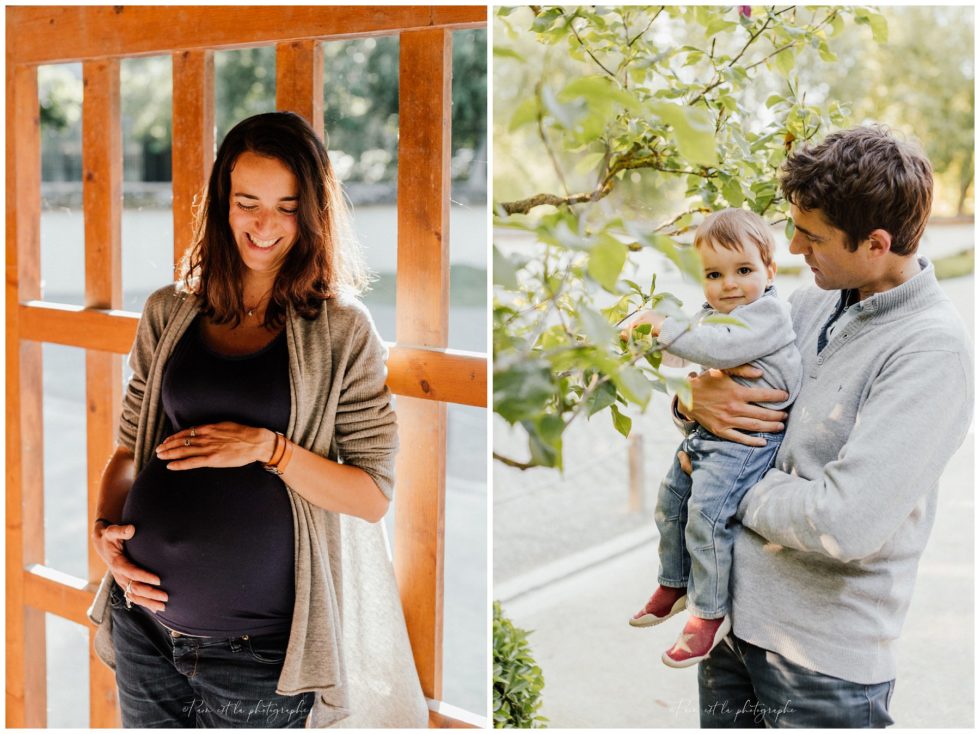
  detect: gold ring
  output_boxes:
[190,428,196,437]
[184,438,191,447]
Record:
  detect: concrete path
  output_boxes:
[497,432,973,728]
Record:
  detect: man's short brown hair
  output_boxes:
[779,125,933,256]
[693,208,775,267]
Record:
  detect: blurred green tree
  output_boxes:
[796,6,974,215]
[493,5,885,470]
[38,32,486,185]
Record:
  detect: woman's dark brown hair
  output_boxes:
[179,111,366,328]
[780,125,933,257]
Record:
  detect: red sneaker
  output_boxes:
[662,615,731,668]
[629,585,687,627]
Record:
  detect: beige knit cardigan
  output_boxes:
[86,284,428,727]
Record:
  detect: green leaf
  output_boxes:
[531,7,563,33]
[817,40,837,63]
[772,48,795,77]
[765,94,785,109]
[722,178,744,207]
[653,234,704,283]
[493,45,526,62]
[540,84,578,129]
[584,379,617,417]
[559,74,641,112]
[704,18,736,38]
[577,305,615,345]
[573,150,606,175]
[784,218,795,242]
[587,236,627,292]
[855,9,888,43]
[493,245,520,290]
[508,97,539,133]
[666,374,693,412]
[525,414,564,469]
[648,101,718,166]
[613,365,653,407]
[609,403,632,437]
[829,12,845,37]
[494,361,554,424]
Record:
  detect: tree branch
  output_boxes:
[499,152,710,215]
[654,206,712,233]
[688,11,774,107]
[500,189,607,216]
[629,7,664,47]
[564,9,618,78]
[493,452,539,470]
[535,83,571,196]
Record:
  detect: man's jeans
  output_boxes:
[656,426,781,618]
[699,633,895,728]
[108,582,314,727]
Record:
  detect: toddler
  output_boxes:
[625,208,802,668]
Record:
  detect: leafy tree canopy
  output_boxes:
[493,5,891,470]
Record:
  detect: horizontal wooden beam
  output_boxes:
[426,698,487,729]
[23,565,97,627]
[387,346,486,407]
[18,302,487,405]
[20,302,138,353]
[8,6,487,65]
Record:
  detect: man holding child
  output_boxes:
[665,126,972,727]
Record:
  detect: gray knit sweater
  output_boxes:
[87,284,428,727]
[658,287,803,410]
[733,258,973,684]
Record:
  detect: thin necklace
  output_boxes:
[244,288,273,318]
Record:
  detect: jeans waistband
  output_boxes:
[693,425,783,441]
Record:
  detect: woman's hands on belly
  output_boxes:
[156,421,277,470]
[93,522,169,613]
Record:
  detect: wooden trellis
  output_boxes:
[6,6,487,728]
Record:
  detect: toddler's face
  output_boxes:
[698,240,776,314]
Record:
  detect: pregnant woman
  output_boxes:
[86,112,426,727]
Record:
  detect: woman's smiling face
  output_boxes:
[228,151,300,278]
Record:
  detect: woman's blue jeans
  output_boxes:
[108,582,314,728]
[656,426,781,619]
[699,633,895,728]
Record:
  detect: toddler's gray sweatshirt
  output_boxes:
[658,287,803,410]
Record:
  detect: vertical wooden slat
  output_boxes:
[394,28,452,702]
[6,60,46,727]
[275,39,324,138]
[83,59,121,310]
[172,49,214,272]
[82,58,123,728]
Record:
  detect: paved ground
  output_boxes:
[497,430,973,727]
[494,260,975,727]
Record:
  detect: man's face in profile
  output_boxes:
[788,204,874,292]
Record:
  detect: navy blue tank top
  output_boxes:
[122,315,294,636]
